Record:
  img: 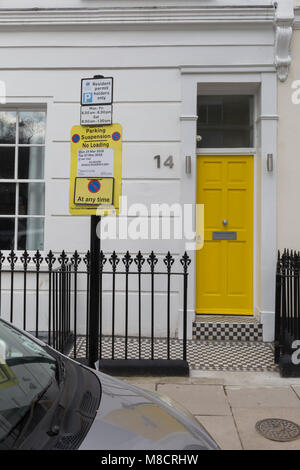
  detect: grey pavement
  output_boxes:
[122,371,300,450]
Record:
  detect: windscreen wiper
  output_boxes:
[54,355,66,386]
[12,379,54,449]
[7,355,66,388]
[6,356,57,367]
[46,357,69,437]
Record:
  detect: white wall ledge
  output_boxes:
[0,6,275,26]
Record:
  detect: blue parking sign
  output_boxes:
[83,92,93,104]
[81,77,113,106]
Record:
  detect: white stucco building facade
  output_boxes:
[0,0,298,343]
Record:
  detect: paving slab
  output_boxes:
[126,382,157,392]
[122,376,191,386]
[189,377,225,385]
[157,384,231,416]
[191,370,300,386]
[232,407,300,450]
[292,386,300,400]
[226,386,300,408]
[122,376,225,386]
[195,415,242,450]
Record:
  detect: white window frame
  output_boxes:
[0,106,46,251]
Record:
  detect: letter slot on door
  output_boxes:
[212,231,237,240]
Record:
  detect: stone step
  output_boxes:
[193,316,263,342]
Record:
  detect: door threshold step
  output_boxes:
[195,315,260,324]
[193,316,263,342]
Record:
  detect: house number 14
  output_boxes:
[154,155,174,169]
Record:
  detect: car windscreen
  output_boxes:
[0,321,57,441]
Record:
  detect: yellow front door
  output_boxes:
[196,155,253,316]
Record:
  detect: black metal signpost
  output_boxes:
[81,75,112,368]
[88,214,101,368]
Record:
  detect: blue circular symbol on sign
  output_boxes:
[112,131,121,141]
[88,180,101,193]
[72,134,80,143]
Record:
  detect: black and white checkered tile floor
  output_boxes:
[70,336,278,372]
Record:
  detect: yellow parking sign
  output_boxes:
[74,177,114,206]
[69,123,122,215]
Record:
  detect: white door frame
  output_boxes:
[177,69,278,342]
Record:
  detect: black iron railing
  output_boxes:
[275,250,300,376]
[96,251,191,375]
[0,249,76,353]
[0,249,191,375]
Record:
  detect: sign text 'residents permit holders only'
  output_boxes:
[69,123,122,216]
[81,77,113,106]
[80,77,113,125]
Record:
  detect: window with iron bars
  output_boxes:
[0,108,46,250]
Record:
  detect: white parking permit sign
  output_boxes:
[81,105,112,125]
[81,77,113,106]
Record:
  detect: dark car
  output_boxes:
[0,319,219,450]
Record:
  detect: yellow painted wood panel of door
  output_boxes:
[196,155,253,315]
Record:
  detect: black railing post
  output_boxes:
[289,250,293,338]
[8,250,17,324]
[83,251,90,359]
[274,251,282,364]
[282,250,288,355]
[181,252,191,362]
[51,270,55,348]
[21,250,30,331]
[134,251,145,360]
[297,252,300,342]
[123,251,133,360]
[147,251,158,360]
[45,250,55,346]
[293,252,298,343]
[164,252,174,360]
[58,251,68,351]
[68,264,71,339]
[294,252,300,345]
[88,216,101,368]
[54,271,58,350]
[33,250,43,338]
[59,263,62,350]
[109,251,119,360]
[287,250,292,336]
[65,258,69,343]
[99,251,106,360]
[71,250,81,358]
